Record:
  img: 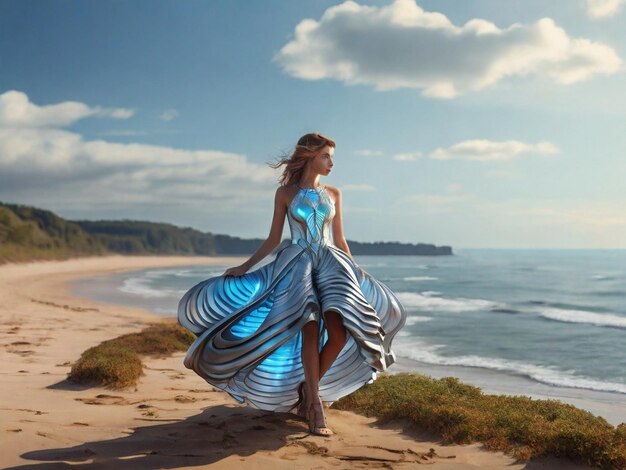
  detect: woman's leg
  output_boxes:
[318,310,348,380]
[301,319,320,403]
[301,318,332,434]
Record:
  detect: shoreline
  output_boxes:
[70,260,626,428]
[0,255,596,468]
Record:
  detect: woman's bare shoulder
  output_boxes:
[324,184,341,198]
[276,184,298,206]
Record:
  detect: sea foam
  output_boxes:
[396,292,504,312]
[537,307,626,329]
[393,337,626,395]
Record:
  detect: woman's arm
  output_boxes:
[241,187,287,270]
[329,186,354,258]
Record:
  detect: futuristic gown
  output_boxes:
[177,184,406,412]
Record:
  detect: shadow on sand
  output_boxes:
[12,405,310,469]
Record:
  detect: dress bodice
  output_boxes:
[287,185,336,253]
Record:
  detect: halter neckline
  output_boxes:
[297,183,324,191]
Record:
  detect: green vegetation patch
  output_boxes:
[331,372,626,468]
[68,322,195,389]
[105,322,196,356]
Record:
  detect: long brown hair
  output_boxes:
[268,132,336,187]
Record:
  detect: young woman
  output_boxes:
[178,132,406,436]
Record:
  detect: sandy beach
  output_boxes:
[0,255,595,469]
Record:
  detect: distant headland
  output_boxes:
[0,201,453,264]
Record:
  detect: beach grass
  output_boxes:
[68,321,194,389]
[332,372,626,469]
[68,322,626,468]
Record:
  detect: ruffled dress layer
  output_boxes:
[178,185,406,411]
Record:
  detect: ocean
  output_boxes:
[71,248,626,426]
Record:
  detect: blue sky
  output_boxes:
[1,0,625,249]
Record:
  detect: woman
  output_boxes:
[178,132,406,436]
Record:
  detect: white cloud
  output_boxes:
[0,91,276,211]
[160,109,179,121]
[585,0,625,18]
[273,0,622,98]
[430,139,560,161]
[0,90,134,128]
[393,151,423,161]
[108,108,135,119]
[353,149,384,157]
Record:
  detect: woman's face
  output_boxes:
[309,145,334,175]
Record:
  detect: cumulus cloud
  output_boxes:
[0,90,134,128]
[430,139,560,161]
[585,0,625,18]
[0,91,275,211]
[273,0,622,98]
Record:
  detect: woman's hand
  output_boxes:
[223,264,248,277]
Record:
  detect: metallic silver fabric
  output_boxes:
[178,185,406,411]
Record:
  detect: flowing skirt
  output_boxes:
[177,239,406,411]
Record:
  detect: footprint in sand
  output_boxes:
[1,342,29,356]
[75,394,130,405]
[281,441,328,461]
[13,408,47,415]
[30,298,99,312]
[282,441,454,465]
[164,387,218,393]
[8,348,36,356]
[221,431,239,449]
[174,395,196,403]
[169,373,187,380]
